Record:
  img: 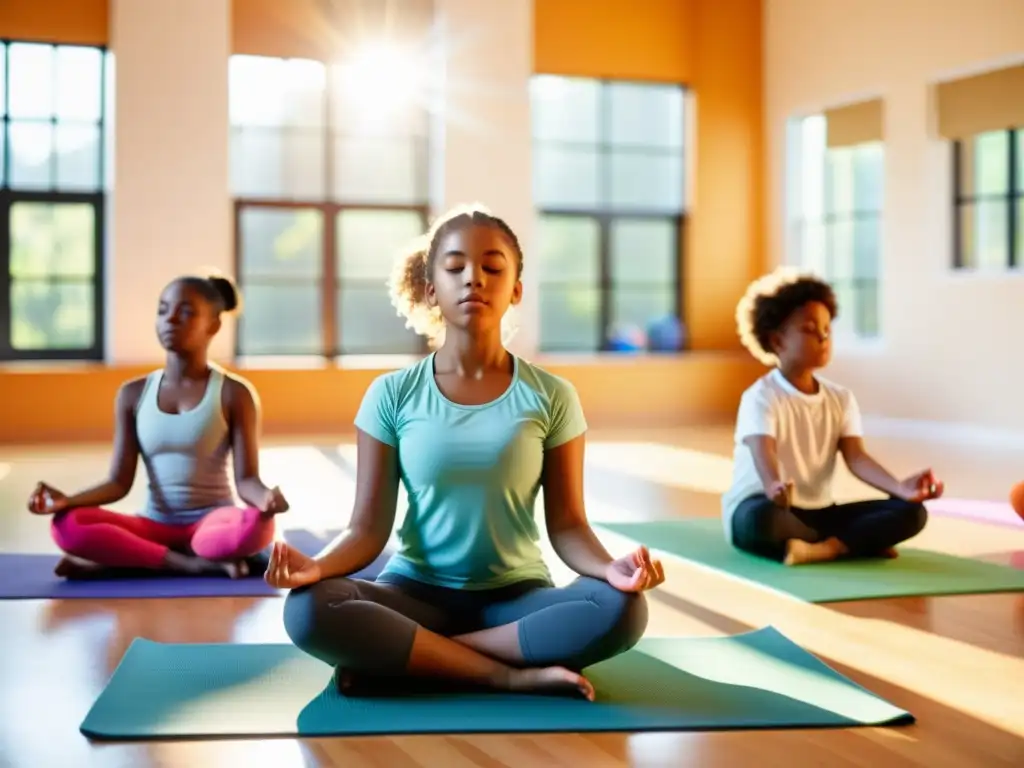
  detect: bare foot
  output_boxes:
[784,539,843,566]
[221,559,249,579]
[508,666,595,701]
[53,556,107,580]
[187,557,249,579]
[163,550,250,578]
[880,547,899,559]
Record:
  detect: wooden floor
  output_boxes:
[1,425,1023,767]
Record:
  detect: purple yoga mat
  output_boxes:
[0,529,391,600]
[926,498,1024,529]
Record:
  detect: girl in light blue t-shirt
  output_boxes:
[265,204,665,701]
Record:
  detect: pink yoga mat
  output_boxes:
[926,498,1024,528]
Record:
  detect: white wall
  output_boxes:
[433,0,538,356]
[765,0,1024,434]
[107,0,539,364]
[109,0,232,364]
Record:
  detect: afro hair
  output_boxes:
[736,267,838,365]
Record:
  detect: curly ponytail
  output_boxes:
[388,203,524,345]
[387,232,445,341]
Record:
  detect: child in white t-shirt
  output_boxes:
[721,269,943,566]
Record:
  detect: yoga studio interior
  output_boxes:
[2,0,1024,765]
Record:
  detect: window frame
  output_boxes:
[951,127,1021,270]
[232,199,431,359]
[531,75,688,354]
[789,211,881,339]
[787,116,883,340]
[0,38,109,362]
[536,208,683,353]
[229,53,433,360]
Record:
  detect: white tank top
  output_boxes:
[135,364,236,525]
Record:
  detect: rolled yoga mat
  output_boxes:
[597,518,1024,603]
[0,529,389,600]
[79,626,912,740]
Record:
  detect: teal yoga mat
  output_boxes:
[598,518,1024,603]
[80,627,911,740]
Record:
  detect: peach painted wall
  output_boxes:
[765,0,1024,434]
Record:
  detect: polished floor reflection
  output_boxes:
[1,426,1022,767]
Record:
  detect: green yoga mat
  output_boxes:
[80,626,911,740]
[598,518,1024,603]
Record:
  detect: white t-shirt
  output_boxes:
[721,368,864,542]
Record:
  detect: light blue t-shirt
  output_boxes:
[354,353,588,591]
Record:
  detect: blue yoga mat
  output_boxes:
[0,529,389,600]
[80,626,913,739]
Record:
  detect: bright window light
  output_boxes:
[335,41,427,122]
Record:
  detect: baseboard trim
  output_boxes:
[863,416,1024,451]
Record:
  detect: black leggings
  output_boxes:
[731,493,928,561]
[283,571,648,677]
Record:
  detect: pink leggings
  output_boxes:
[51,506,276,570]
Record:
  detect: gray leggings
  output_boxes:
[283,571,648,677]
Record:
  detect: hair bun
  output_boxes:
[207,274,240,313]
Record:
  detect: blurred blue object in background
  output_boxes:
[647,315,685,352]
[606,324,646,353]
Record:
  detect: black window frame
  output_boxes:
[532,75,688,354]
[951,127,1021,270]
[0,38,108,362]
[229,53,432,360]
[536,209,683,353]
[233,199,430,359]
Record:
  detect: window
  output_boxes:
[229,54,430,357]
[952,128,1023,270]
[789,115,883,338]
[530,76,686,352]
[0,41,108,361]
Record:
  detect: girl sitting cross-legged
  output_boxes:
[264,204,663,701]
[28,273,287,580]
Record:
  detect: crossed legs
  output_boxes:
[731,493,928,565]
[283,574,648,698]
[50,505,275,578]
